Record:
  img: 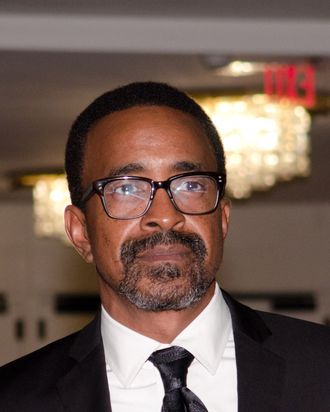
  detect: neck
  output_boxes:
[100,281,216,343]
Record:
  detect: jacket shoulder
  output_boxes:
[257,309,330,352]
[0,315,102,411]
[0,331,79,386]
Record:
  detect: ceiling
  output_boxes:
[1,1,329,202]
[1,0,330,19]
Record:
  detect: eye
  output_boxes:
[174,179,207,193]
[105,180,148,200]
[114,183,136,195]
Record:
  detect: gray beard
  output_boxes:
[116,231,213,311]
[117,260,213,311]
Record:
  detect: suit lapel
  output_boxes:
[223,291,286,412]
[55,293,285,411]
[56,314,111,412]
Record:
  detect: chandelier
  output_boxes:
[29,94,311,242]
[32,174,71,243]
[196,94,311,199]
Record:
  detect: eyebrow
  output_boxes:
[172,161,203,172]
[108,163,144,177]
[107,161,203,178]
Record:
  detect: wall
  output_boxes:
[0,198,329,365]
[221,201,330,323]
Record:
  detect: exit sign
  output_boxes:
[264,64,315,108]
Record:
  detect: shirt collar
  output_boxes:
[101,284,232,387]
[171,284,231,375]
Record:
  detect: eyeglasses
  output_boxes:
[81,172,226,220]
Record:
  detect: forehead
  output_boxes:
[83,105,217,184]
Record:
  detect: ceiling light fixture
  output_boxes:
[32,174,70,242]
[215,60,265,77]
[195,94,311,199]
[17,173,70,243]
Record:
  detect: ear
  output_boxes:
[64,205,94,263]
[220,198,231,240]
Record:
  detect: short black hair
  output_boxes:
[65,81,226,208]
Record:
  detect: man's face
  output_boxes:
[66,106,230,313]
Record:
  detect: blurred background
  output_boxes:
[0,0,329,365]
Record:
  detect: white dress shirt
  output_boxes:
[101,284,237,411]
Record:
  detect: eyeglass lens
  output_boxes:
[170,175,218,213]
[104,179,151,218]
[103,175,219,219]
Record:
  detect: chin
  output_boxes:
[118,262,214,312]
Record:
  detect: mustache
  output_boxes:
[120,230,207,266]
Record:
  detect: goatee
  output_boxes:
[115,230,213,311]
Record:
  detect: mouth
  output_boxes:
[136,245,191,263]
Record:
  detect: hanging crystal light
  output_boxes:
[196,94,311,199]
[32,175,70,243]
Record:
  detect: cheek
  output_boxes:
[188,213,224,264]
[87,215,139,269]
[207,217,224,258]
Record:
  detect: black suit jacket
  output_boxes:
[0,291,330,411]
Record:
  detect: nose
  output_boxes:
[140,188,185,232]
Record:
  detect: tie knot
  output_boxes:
[149,346,194,392]
[149,346,208,411]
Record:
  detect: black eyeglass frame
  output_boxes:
[80,171,226,220]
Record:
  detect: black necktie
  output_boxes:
[149,346,208,412]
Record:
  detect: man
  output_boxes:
[0,82,329,411]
